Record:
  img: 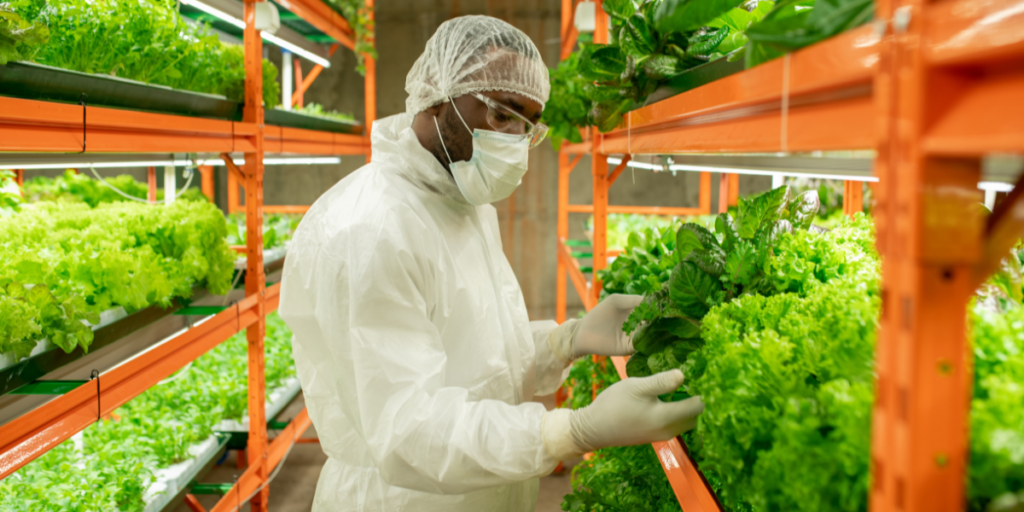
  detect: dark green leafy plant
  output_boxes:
[622,186,822,382]
[562,443,681,512]
[541,51,591,149]
[597,217,684,298]
[544,0,875,142]
[744,0,873,67]
[542,0,770,142]
[0,1,47,64]
[319,0,375,74]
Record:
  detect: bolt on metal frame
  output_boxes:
[0,1,375,510]
[554,0,1024,510]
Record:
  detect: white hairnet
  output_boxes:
[405,15,551,114]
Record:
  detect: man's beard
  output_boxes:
[435,103,472,175]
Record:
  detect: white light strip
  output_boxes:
[608,156,879,182]
[10,157,342,170]
[263,33,332,68]
[667,163,880,183]
[180,0,331,68]
[607,157,1018,193]
[607,157,662,171]
[978,181,1015,193]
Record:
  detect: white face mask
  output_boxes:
[434,99,530,206]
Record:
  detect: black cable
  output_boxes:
[79,93,88,154]
[90,369,100,420]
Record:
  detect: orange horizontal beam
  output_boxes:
[0,291,269,480]
[567,204,706,216]
[560,140,592,154]
[601,25,877,154]
[609,355,722,512]
[923,68,1024,155]
[0,97,255,153]
[264,125,368,155]
[262,205,311,214]
[924,0,1024,67]
[274,0,355,49]
[558,240,594,311]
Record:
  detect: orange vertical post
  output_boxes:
[727,173,739,207]
[147,167,157,203]
[294,58,304,110]
[227,166,240,214]
[199,165,215,201]
[717,174,729,214]
[363,0,376,149]
[843,180,864,216]
[870,1,982,511]
[243,0,269,510]
[698,172,712,214]
[590,135,607,306]
[556,153,571,324]
[14,169,24,196]
[589,0,608,306]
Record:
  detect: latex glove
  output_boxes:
[542,369,704,460]
[548,294,643,363]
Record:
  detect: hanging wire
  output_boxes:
[86,155,199,204]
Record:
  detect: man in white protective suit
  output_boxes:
[278,15,705,512]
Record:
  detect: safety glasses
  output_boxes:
[471,93,548,149]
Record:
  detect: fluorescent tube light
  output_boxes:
[11,157,342,170]
[263,33,331,68]
[607,157,879,182]
[180,0,331,68]
[606,157,1018,193]
[977,181,1015,193]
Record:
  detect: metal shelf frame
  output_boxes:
[554,0,1024,511]
[0,0,375,510]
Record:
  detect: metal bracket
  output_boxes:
[10,380,89,395]
[174,306,229,316]
[190,482,235,495]
[893,6,913,34]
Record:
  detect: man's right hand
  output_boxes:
[541,370,704,461]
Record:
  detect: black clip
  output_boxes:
[79,93,88,154]
[90,369,100,421]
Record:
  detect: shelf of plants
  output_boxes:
[0,0,375,509]
[547,1,1024,512]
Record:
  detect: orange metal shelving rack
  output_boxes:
[555,0,1024,511]
[0,0,375,510]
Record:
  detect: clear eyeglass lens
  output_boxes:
[486,107,527,135]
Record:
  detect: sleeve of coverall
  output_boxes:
[328,224,560,495]
[530,320,569,397]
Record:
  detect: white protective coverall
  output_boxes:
[278,112,565,511]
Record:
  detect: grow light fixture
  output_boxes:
[179,0,331,68]
[606,157,880,183]
[10,156,342,170]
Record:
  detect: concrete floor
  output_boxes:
[175,394,576,512]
